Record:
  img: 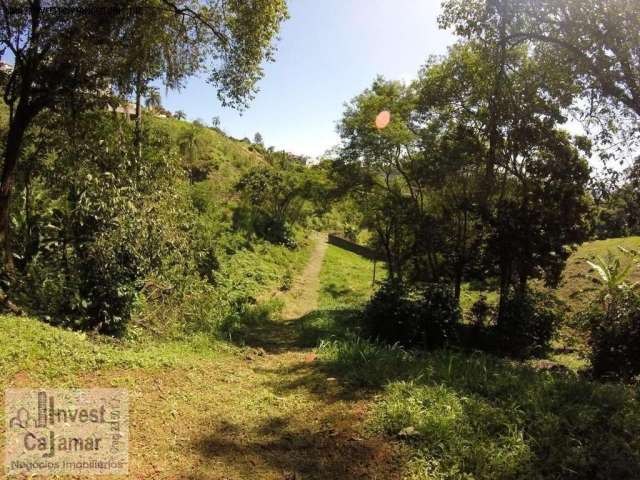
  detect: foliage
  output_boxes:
[316,263,640,480]
[235,152,329,246]
[10,113,187,334]
[178,124,214,182]
[591,160,640,238]
[0,0,289,270]
[335,38,592,327]
[364,281,460,349]
[440,0,640,159]
[2,106,311,339]
[580,291,640,381]
[145,87,162,110]
[296,235,640,480]
[493,289,564,358]
[576,248,640,380]
[584,248,640,302]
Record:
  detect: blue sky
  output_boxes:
[160,0,456,158]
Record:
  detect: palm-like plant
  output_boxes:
[145,87,162,111]
[178,126,201,163]
[585,247,639,305]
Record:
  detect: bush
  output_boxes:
[458,295,496,351]
[10,115,187,335]
[581,291,640,381]
[252,214,297,248]
[494,289,563,358]
[364,281,460,349]
[232,207,297,248]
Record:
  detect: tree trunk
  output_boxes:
[454,266,463,302]
[0,104,32,269]
[134,72,143,160]
[497,259,512,327]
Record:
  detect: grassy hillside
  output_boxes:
[151,115,267,193]
[0,107,312,339]
[558,236,640,311]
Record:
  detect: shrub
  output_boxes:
[252,214,297,248]
[232,207,297,248]
[470,295,494,328]
[494,289,563,358]
[10,115,187,335]
[581,291,640,381]
[459,295,496,351]
[364,281,460,349]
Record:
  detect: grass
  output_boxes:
[319,339,640,479]
[319,245,382,307]
[0,234,315,386]
[0,315,231,386]
[311,242,640,480]
[558,236,640,311]
[3,236,639,478]
[151,115,267,203]
[460,279,500,314]
[458,237,640,370]
[296,245,384,346]
[1,238,404,479]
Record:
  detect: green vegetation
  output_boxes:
[0,109,314,339]
[297,245,382,345]
[0,0,639,477]
[558,237,640,311]
[315,240,640,480]
[0,314,228,385]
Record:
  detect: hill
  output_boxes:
[558,236,640,311]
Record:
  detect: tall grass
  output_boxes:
[317,337,640,479]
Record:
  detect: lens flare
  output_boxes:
[375,110,391,129]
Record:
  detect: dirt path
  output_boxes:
[59,234,405,479]
[279,232,328,321]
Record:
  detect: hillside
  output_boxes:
[558,236,640,311]
[151,115,268,192]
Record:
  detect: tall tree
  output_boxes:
[338,78,427,283]
[440,0,640,157]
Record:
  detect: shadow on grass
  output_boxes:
[188,413,404,480]
[271,337,640,479]
[232,306,364,353]
[220,302,640,478]
[323,282,356,300]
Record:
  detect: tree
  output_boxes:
[338,78,429,283]
[211,116,220,128]
[235,152,326,245]
[178,125,213,183]
[254,132,264,145]
[0,0,288,267]
[336,42,591,322]
[145,87,162,110]
[440,0,640,159]
[175,110,187,120]
[415,36,591,311]
[592,156,640,238]
[9,111,185,334]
